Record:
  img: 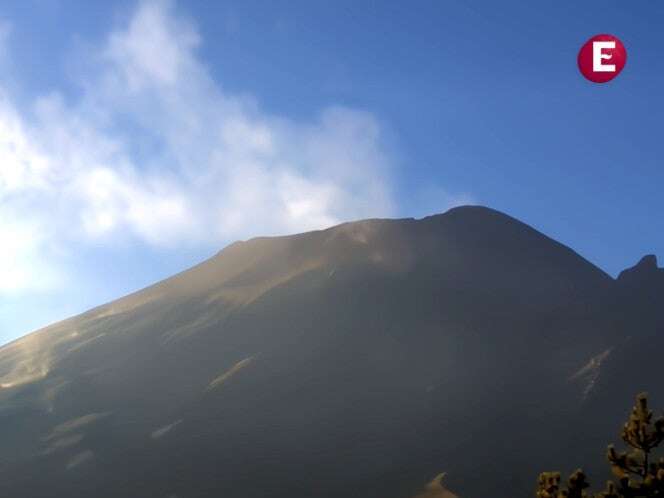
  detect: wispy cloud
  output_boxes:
[0,0,397,295]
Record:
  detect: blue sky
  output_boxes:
[0,0,662,345]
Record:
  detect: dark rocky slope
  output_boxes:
[0,206,661,498]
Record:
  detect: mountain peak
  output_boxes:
[636,254,658,269]
[423,204,513,222]
[0,206,656,498]
[617,254,662,285]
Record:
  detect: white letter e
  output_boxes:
[593,41,616,72]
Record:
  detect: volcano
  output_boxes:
[0,206,661,498]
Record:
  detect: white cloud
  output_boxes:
[0,0,399,295]
[0,215,60,294]
[105,0,200,91]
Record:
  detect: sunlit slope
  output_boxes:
[0,206,660,498]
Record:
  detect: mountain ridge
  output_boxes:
[14,204,624,345]
[0,205,661,498]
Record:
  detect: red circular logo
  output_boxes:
[577,34,627,83]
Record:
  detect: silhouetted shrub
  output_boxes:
[536,393,664,497]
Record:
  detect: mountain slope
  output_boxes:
[0,206,660,498]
